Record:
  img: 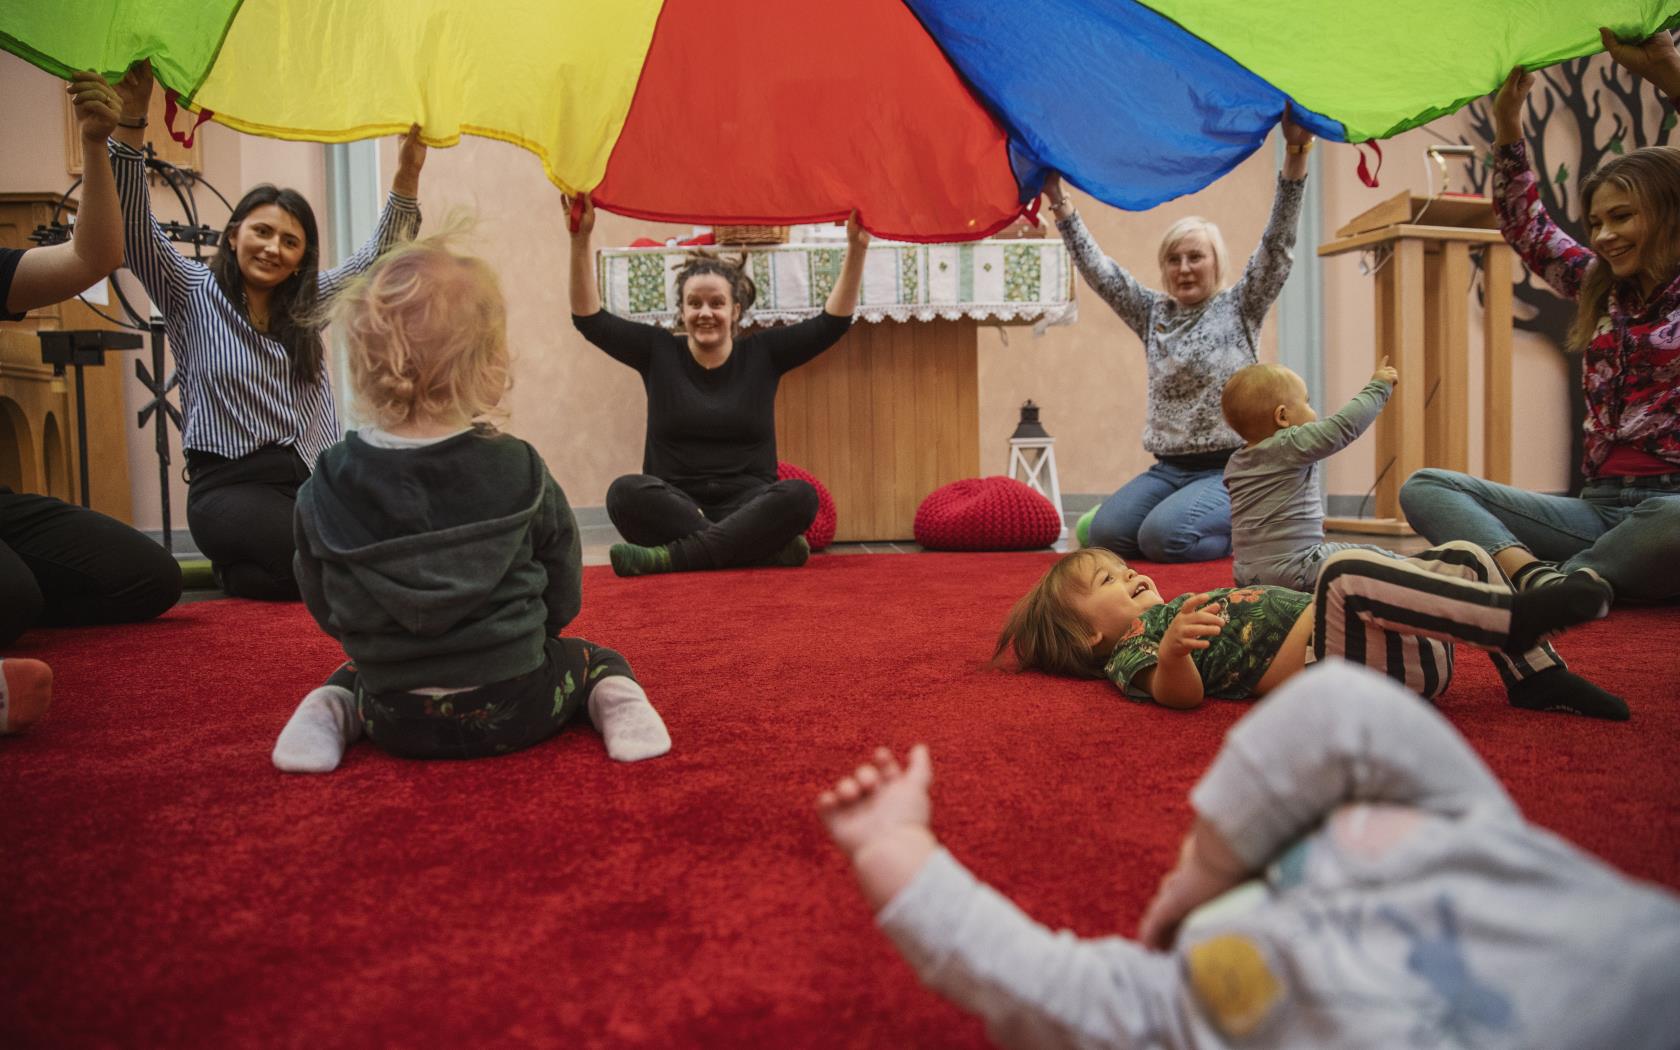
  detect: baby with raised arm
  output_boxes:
[818,661,1680,1050]
[1221,359,1400,589]
[272,232,669,771]
[996,540,1624,719]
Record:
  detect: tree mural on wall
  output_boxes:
[1455,38,1677,488]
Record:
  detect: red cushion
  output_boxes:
[914,476,1061,551]
[777,461,836,550]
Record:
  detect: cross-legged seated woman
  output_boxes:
[567,195,867,576]
[1045,108,1315,563]
[1401,31,1680,605]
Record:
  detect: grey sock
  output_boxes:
[272,685,362,773]
[587,676,671,762]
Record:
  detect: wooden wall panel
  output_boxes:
[775,319,979,541]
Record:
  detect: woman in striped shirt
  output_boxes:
[110,61,424,599]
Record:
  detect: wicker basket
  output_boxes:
[714,224,789,245]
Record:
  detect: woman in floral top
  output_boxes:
[1401,29,1680,604]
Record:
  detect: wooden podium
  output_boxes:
[1318,192,1515,534]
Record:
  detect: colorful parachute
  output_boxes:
[3,1,1676,241]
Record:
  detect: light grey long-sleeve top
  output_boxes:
[1225,379,1392,588]
[876,661,1680,1050]
[1056,176,1306,458]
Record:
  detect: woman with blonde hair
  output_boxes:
[1046,109,1314,563]
[1401,29,1680,604]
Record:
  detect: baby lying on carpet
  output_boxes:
[995,539,1624,718]
[817,661,1680,1049]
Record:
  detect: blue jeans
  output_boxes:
[1399,468,1680,602]
[1088,461,1232,562]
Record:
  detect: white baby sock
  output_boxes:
[272,685,363,773]
[586,676,671,763]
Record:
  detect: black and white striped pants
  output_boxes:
[1311,541,1563,700]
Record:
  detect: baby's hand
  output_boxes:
[818,745,933,859]
[1161,593,1223,661]
[1372,355,1398,387]
[819,746,939,911]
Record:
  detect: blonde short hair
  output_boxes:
[1157,216,1231,291]
[994,548,1131,678]
[332,231,511,429]
[1222,363,1299,443]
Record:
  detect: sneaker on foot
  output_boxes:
[0,658,53,734]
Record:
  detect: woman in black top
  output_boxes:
[568,195,868,575]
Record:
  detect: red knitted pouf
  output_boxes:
[777,461,837,550]
[913,476,1062,551]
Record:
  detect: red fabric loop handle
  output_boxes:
[1022,194,1043,229]
[163,89,214,148]
[1354,140,1384,188]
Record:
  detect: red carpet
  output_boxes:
[3,553,1678,1048]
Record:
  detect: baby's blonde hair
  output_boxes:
[332,229,511,429]
[994,548,1131,678]
[1157,216,1231,291]
[1222,363,1300,443]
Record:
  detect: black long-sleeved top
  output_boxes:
[573,310,852,494]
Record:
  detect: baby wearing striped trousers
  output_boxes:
[995,541,1626,719]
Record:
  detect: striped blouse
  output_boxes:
[111,140,421,471]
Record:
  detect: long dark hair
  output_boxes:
[1570,146,1680,351]
[674,251,757,335]
[209,185,325,384]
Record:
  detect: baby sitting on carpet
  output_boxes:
[994,541,1624,719]
[272,230,669,772]
[1221,358,1404,590]
[817,660,1680,1050]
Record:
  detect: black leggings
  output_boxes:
[186,446,309,601]
[328,636,633,760]
[0,489,183,647]
[606,473,817,570]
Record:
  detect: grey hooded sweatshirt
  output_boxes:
[293,428,582,695]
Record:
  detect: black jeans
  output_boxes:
[0,488,182,647]
[606,473,817,570]
[329,636,633,760]
[186,446,310,601]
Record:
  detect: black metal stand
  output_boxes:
[36,329,143,509]
[135,320,182,552]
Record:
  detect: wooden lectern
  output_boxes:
[1318,191,1515,534]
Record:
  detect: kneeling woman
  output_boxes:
[567,196,867,575]
[111,62,424,599]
